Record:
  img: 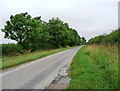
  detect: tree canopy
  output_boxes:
[2,12,32,44]
[87,29,119,44]
[2,12,84,51]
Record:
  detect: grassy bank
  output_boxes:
[68,44,118,89]
[1,47,73,69]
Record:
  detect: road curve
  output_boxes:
[2,46,82,89]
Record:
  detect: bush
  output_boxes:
[88,29,119,44]
[2,44,24,55]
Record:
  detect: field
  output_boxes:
[68,44,118,89]
[1,47,72,69]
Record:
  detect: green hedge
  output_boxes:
[88,29,119,44]
[2,44,24,55]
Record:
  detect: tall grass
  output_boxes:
[1,47,72,69]
[68,44,118,89]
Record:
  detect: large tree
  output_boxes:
[47,17,65,48]
[47,17,82,48]
[81,37,86,44]
[24,18,50,50]
[1,12,33,45]
[2,12,82,50]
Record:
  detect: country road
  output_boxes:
[2,46,82,89]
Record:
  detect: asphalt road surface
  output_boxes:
[2,46,82,89]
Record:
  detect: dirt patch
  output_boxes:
[45,65,71,89]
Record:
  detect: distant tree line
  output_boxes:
[87,29,119,44]
[2,12,85,54]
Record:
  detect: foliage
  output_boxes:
[81,37,86,45]
[68,45,118,89]
[2,13,84,52]
[21,17,50,50]
[2,44,24,55]
[1,12,32,44]
[2,47,73,69]
[88,29,119,44]
[47,18,82,48]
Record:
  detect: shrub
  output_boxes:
[2,44,24,55]
[88,29,119,44]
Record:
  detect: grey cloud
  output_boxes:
[0,0,118,43]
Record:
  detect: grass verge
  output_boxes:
[68,44,118,89]
[1,47,73,69]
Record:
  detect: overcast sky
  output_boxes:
[0,0,119,44]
